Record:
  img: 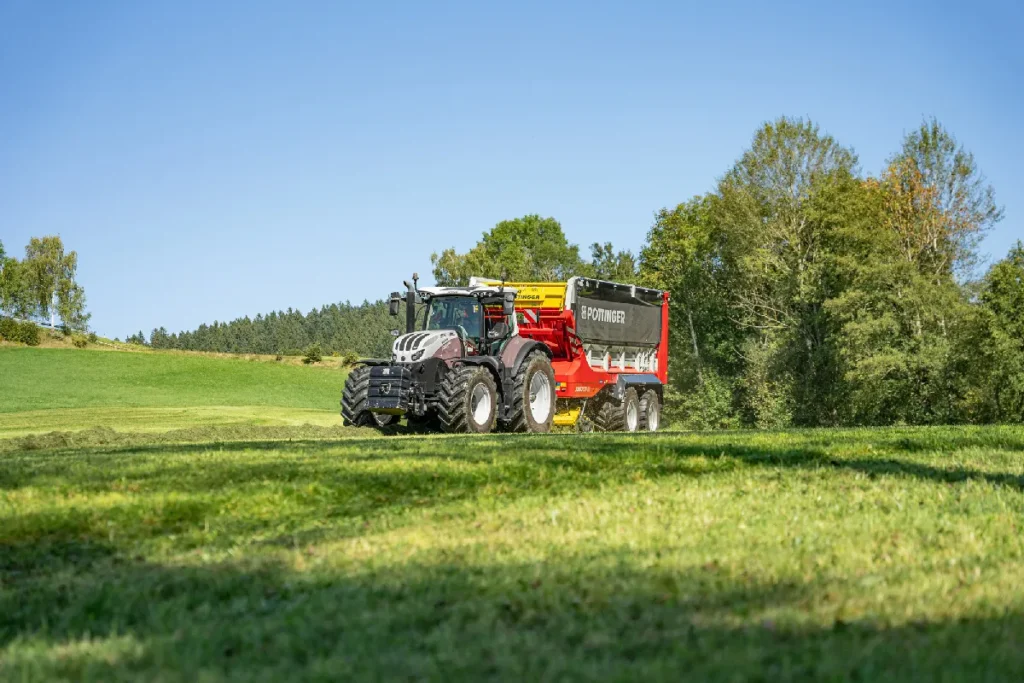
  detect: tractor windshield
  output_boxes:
[424,296,484,340]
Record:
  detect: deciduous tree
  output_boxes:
[588,242,638,282]
[431,215,587,285]
[23,236,89,331]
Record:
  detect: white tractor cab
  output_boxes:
[389,282,520,364]
[342,274,557,434]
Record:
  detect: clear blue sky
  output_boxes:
[2,0,1021,338]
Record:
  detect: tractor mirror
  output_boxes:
[388,293,401,316]
[503,298,515,316]
[488,322,509,340]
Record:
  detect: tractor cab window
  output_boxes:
[424,297,483,340]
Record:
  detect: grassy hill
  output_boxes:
[3,346,1024,680]
[0,346,347,437]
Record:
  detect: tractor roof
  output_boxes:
[418,284,517,299]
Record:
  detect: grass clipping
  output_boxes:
[2,423,369,452]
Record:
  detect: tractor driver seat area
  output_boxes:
[484,303,511,355]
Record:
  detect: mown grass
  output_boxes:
[3,425,1024,681]
[0,347,345,436]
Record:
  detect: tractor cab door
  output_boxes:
[484,302,512,356]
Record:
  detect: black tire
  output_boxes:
[437,365,497,434]
[372,413,398,428]
[341,366,373,426]
[592,387,640,432]
[639,390,661,432]
[501,351,556,433]
[406,412,440,433]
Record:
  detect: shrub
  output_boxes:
[88,332,98,343]
[0,317,41,346]
[71,334,88,348]
[302,342,323,365]
[23,325,40,346]
[275,354,283,362]
[675,371,740,430]
[340,350,361,367]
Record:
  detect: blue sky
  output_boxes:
[1,0,1021,338]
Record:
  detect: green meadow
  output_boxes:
[2,346,1024,681]
[0,347,344,438]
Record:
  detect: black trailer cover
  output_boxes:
[571,278,663,347]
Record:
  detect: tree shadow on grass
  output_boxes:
[5,430,1024,553]
[6,429,1024,679]
[2,537,1023,682]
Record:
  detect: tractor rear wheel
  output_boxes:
[502,351,556,433]
[341,366,374,426]
[639,390,661,432]
[593,387,640,432]
[437,366,497,434]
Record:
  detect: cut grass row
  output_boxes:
[3,425,1024,681]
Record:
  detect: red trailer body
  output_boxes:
[473,277,669,427]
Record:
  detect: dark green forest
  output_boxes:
[145,302,398,359]
[143,117,1023,427]
[142,216,639,359]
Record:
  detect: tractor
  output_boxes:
[341,274,669,433]
[342,275,557,433]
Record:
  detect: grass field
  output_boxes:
[3,346,1024,681]
[0,347,346,437]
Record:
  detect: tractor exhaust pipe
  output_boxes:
[402,273,419,335]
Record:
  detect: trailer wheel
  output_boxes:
[341,366,374,426]
[639,390,660,432]
[622,388,640,432]
[438,366,497,434]
[592,387,639,432]
[502,351,556,433]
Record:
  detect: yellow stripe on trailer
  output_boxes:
[475,280,568,310]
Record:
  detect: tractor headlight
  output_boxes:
[411,349,425,362]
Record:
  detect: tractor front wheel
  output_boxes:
[341,366,374,426]
[342,366,398,431]
[437,366,497,434]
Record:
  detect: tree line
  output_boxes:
[0,236,89,332]
[640,118,1019,427]
[147,116,1022,426]
[139,217,639,358]
[143,301,397,358]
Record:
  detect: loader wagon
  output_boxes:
[471,276,669,431]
